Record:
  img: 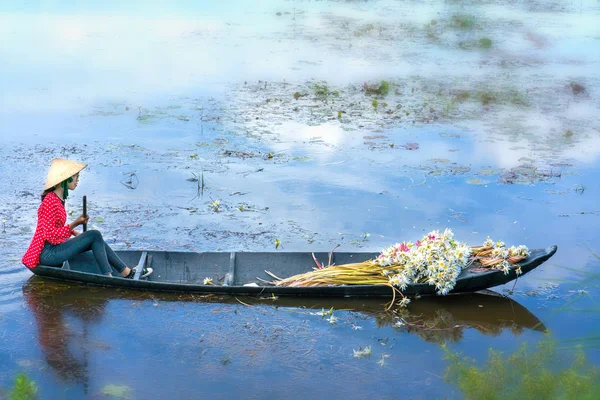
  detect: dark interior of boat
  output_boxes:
[61,250,379,285]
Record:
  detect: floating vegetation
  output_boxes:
[458,37,494,51]
[569,82,586,95]
[220,355,232,365]
[311,307,334,318]
[467,178,487,185]
[311,82,339,98]
[443,333,600,399]
[364,81,390,96]
[377,353,390,367]
[353,23,382,37]
[451,14,476,30]
[477,168,502,177]
[9,373,38,400]
[401,142,419,150]
[136,114,157,124]
[101,384,132,399]
[479,38,492,49]
[211,200,221,212]
[353,346,372,358]
[292,156,311,162]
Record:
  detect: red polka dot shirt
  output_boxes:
[22,192,73,268]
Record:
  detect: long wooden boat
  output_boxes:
[31,245,557,297]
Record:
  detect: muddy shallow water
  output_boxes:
[1,0,600,398]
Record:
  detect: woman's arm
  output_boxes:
[43,201,75,243]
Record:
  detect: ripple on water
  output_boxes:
[0,265,30,313]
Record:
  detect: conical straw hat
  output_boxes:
[42,158,88,193]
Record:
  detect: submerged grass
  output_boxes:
[443,333,600,399]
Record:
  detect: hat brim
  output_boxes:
[42,159,88,194]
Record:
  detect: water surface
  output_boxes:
[1,0,599,398]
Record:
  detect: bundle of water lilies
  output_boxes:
[266,229,529,308]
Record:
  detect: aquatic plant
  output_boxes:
[377,353,390,367]
[479,38,492,49]
[569,82,586,95]
[101,384,131,399]
[364,81,389,96]
[442,333,600,399]
[353,346,372,358]
[452,14,476,30]
[378,81,389,96]
[188,170,205,199]
[444,98,458,115]
[220,355,232,365]
[424,19,440,39]
[311,82,339,98]
[353,23,375,37]
[480,92,496,105]
[472,88,528,107]
[9,374,38,400]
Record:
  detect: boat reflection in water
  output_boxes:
[23,277,545,392]
[373,290,546,344]
[241,289,546,344]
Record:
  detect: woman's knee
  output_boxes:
[86,229,103,241]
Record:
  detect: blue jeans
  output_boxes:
[39,230,127,276]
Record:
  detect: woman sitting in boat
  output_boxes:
[21,158,152,278]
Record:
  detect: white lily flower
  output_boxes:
[353,346,372,358]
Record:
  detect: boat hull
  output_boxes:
[31,245,557,298]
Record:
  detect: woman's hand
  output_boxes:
[69,214,89,229]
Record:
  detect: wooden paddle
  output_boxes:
[83,195,87,232]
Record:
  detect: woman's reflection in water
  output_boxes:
[22,279,108,394]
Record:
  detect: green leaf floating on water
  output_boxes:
[467,179,487,185]
[477,168,502,176]
[93,217,105,223]
[101,384,132,399]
